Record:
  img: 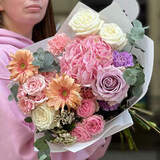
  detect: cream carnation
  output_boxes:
[31,103,60,131]
[69,9,104,36]
[99,23,128,50]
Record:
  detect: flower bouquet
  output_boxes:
[7,2,154,160]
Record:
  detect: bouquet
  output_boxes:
[7,2,155,160]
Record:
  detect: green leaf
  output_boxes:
[32,48,60,73]
[132,20,143,28]
[134,71,145,86]
[10,83,19,102]
[43,51,54,66]
[34,136,51,160]
[8,94,14,101]
[24,117,32,123]
[132,86,143,97]
[34,137,49,152]
[123,68,138,85]
[44,131,55,141]
[127,20,148,48]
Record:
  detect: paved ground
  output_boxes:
[100,151,159,160]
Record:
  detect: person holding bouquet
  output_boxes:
[0,0,111,160]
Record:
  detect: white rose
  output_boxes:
[32,103,60,131]
[99,23,128,50]
[69,9,104,36]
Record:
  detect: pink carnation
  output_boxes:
[77,99,96,118]
[71,123,92,142]
[82,115,104,136]
[18,97,35,115]
[60,36,113,85]
[92,66,129,104]
[17,86,27,100]
[28,91,47,104]
[48,33,71,56]
[23,75,46,96]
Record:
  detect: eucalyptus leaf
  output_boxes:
[8,94,14,101]
[134,71,145,86]
[43,52,54,66]
[132,86,143,97]
[132,20,143,28]
[127,20,148,48]
[10,83,19,102]
[32,48,60,73]
[123,68,138,85]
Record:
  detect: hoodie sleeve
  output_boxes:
[0,46,38,160]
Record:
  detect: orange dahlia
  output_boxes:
[46,74,82,111]
[7,50,38,84]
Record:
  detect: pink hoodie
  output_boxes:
[0,28,111,160]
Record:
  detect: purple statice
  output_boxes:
[113,51,134,67]
[97,100,119,111]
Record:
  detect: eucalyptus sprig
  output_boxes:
[127,20,149,52]
[32,48,60,73]
[8,83,19,102]
[123,64,145,97]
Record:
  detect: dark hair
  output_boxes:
[32,1,56,42]
[0,0,56,42]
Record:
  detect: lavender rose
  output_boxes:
[92,66,129,104]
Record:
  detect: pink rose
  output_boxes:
[60,36,113,85]
[92,66,129,104]
[77,99,96,118]
[18,97,35,114]
[82,115,104,136]
[23,75,46,96]
[48,33,71,56]
[71,123,92,142]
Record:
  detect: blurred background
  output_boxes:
[52,0,160,159]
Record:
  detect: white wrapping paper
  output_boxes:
[27,2,154,153]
